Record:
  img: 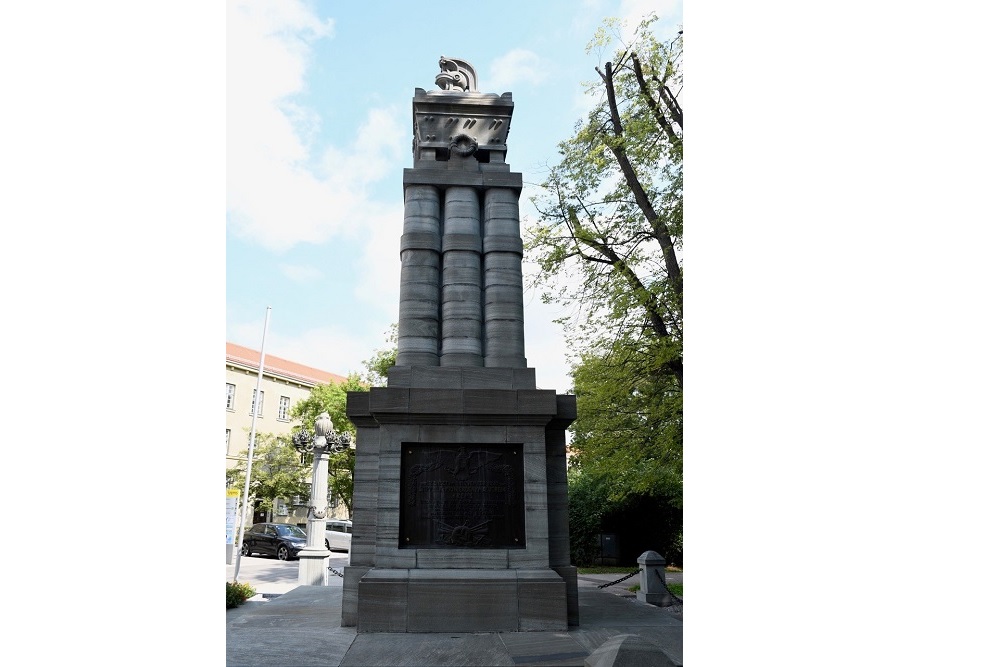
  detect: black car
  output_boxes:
[240,523,308,561]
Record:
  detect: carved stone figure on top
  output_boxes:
[435,56,478,92]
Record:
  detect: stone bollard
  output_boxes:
[637,550,669,606]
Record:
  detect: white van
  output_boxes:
[325,519,352,552]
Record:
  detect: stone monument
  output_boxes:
[343,57,578,633]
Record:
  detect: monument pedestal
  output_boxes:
[345,370,577,631]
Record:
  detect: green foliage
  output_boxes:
[567,468,611,566]
[290,373,367,435]
[225,432,309,511]
[567,467,683,568]
[570,340,682,502]
[362,324,397,388]
[289,373,368,516]
[527,14,683,568]
[226,581,256,608]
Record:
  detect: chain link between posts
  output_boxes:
[597,569,640,588]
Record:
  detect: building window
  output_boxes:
[226,429,231,451]
[250,389,263,416]
[278,396,291,421]
[226,383,236,410]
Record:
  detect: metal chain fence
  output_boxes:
[597,569,640,588]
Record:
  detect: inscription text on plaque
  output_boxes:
[400,443,525,549]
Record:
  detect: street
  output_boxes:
[227,550,351,597]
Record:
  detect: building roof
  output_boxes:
[226,342,347,387]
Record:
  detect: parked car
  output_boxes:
[240,523,307,561]
[325,519,353,552]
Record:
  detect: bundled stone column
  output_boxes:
[483,188,526,368]
[396,185,442,367]
[440,186,483,366]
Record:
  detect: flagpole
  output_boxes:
[232,306,271,582]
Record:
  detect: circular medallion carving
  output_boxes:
[450,134,478,157]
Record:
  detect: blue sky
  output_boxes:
[227,0,683,391]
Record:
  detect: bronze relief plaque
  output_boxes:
[399,443,525,549]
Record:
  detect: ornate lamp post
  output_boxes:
[292,411,353,586]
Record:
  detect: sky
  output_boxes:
[226,0,683,392]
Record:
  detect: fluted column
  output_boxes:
[483,188,526,367]
[440,186,483,366]
[396,185,441,367]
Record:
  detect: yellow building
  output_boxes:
[226,341,349,524]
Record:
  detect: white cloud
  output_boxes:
[354,202,404,325]
[227,1,406,252]
[617,0,683,33]
[488,49,549,91]
[268,325,374,378]
[278,263,322,283]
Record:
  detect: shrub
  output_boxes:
[226,581,256,608]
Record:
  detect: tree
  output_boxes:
[290,373,368,516]
[526,14,683,508]
[528,14,682,369]
[226,431,309,519]
[570,342,681,503]
[361,324,397,387]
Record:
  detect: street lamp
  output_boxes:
[292,411,353,586]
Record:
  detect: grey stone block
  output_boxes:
[412,366,462,388]
[407,569,518,632]
[516,570,568,631]
[507,546,548,569]
[357,569,409,633]
[414,549,509,569]
[386,365,413,386]
[352,455,379,482]
[348,541,375,566]
[505,425,543,443]
[341,565,371,626]
[345,392,373,424]
[408,388,463,412]
[374,546,416,568]
[460,366,513,388]
[517,389,558,414]
[552,565,580,626]
[369,387,410,412]
[463,388,517,414]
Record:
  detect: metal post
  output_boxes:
[232,306,271,582]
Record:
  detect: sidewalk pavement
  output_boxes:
[226,559,682,667]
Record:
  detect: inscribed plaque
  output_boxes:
[400,443,525,548]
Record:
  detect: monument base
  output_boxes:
[356,568,567,632]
